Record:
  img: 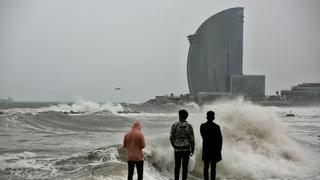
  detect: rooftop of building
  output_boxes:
[294,83,320,87]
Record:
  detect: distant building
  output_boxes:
[281,83,320,102]
[230,75,265,99]
[187,7,265,99]
[148,93,194,104]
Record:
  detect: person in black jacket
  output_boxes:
[200,111,222,180]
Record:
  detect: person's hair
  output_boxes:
[206,111,215,121]
[179,109,188,120]
[131,120,141,130]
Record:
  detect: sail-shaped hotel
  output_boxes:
[187,7,265,99]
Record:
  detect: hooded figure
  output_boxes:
[123,121,145,180]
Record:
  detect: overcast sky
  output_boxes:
[1,0,320,102]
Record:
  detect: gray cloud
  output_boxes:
[1,0,319,102]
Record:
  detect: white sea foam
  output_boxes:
[0,151,58,178]
[98,100,319,179]
[0,151,38,169]
[183,102,201,110]
[189,100,314,178]
[2,100,125,115]
[1,100,320,179]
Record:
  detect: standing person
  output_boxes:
[123,121,145,180]
[200,111,223,180]
[170,109,195,180]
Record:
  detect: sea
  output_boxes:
[1,99,320,180]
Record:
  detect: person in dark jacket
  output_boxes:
[200,111,222,180]
[170,109,195,180]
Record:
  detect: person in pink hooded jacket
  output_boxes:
[123,121,146,180]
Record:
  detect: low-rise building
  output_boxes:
[281,83,320,102]
[230,75,265,100]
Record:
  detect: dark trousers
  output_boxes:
[128,160,143,180]
[174,151,190,180]
[203,160,216,180]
